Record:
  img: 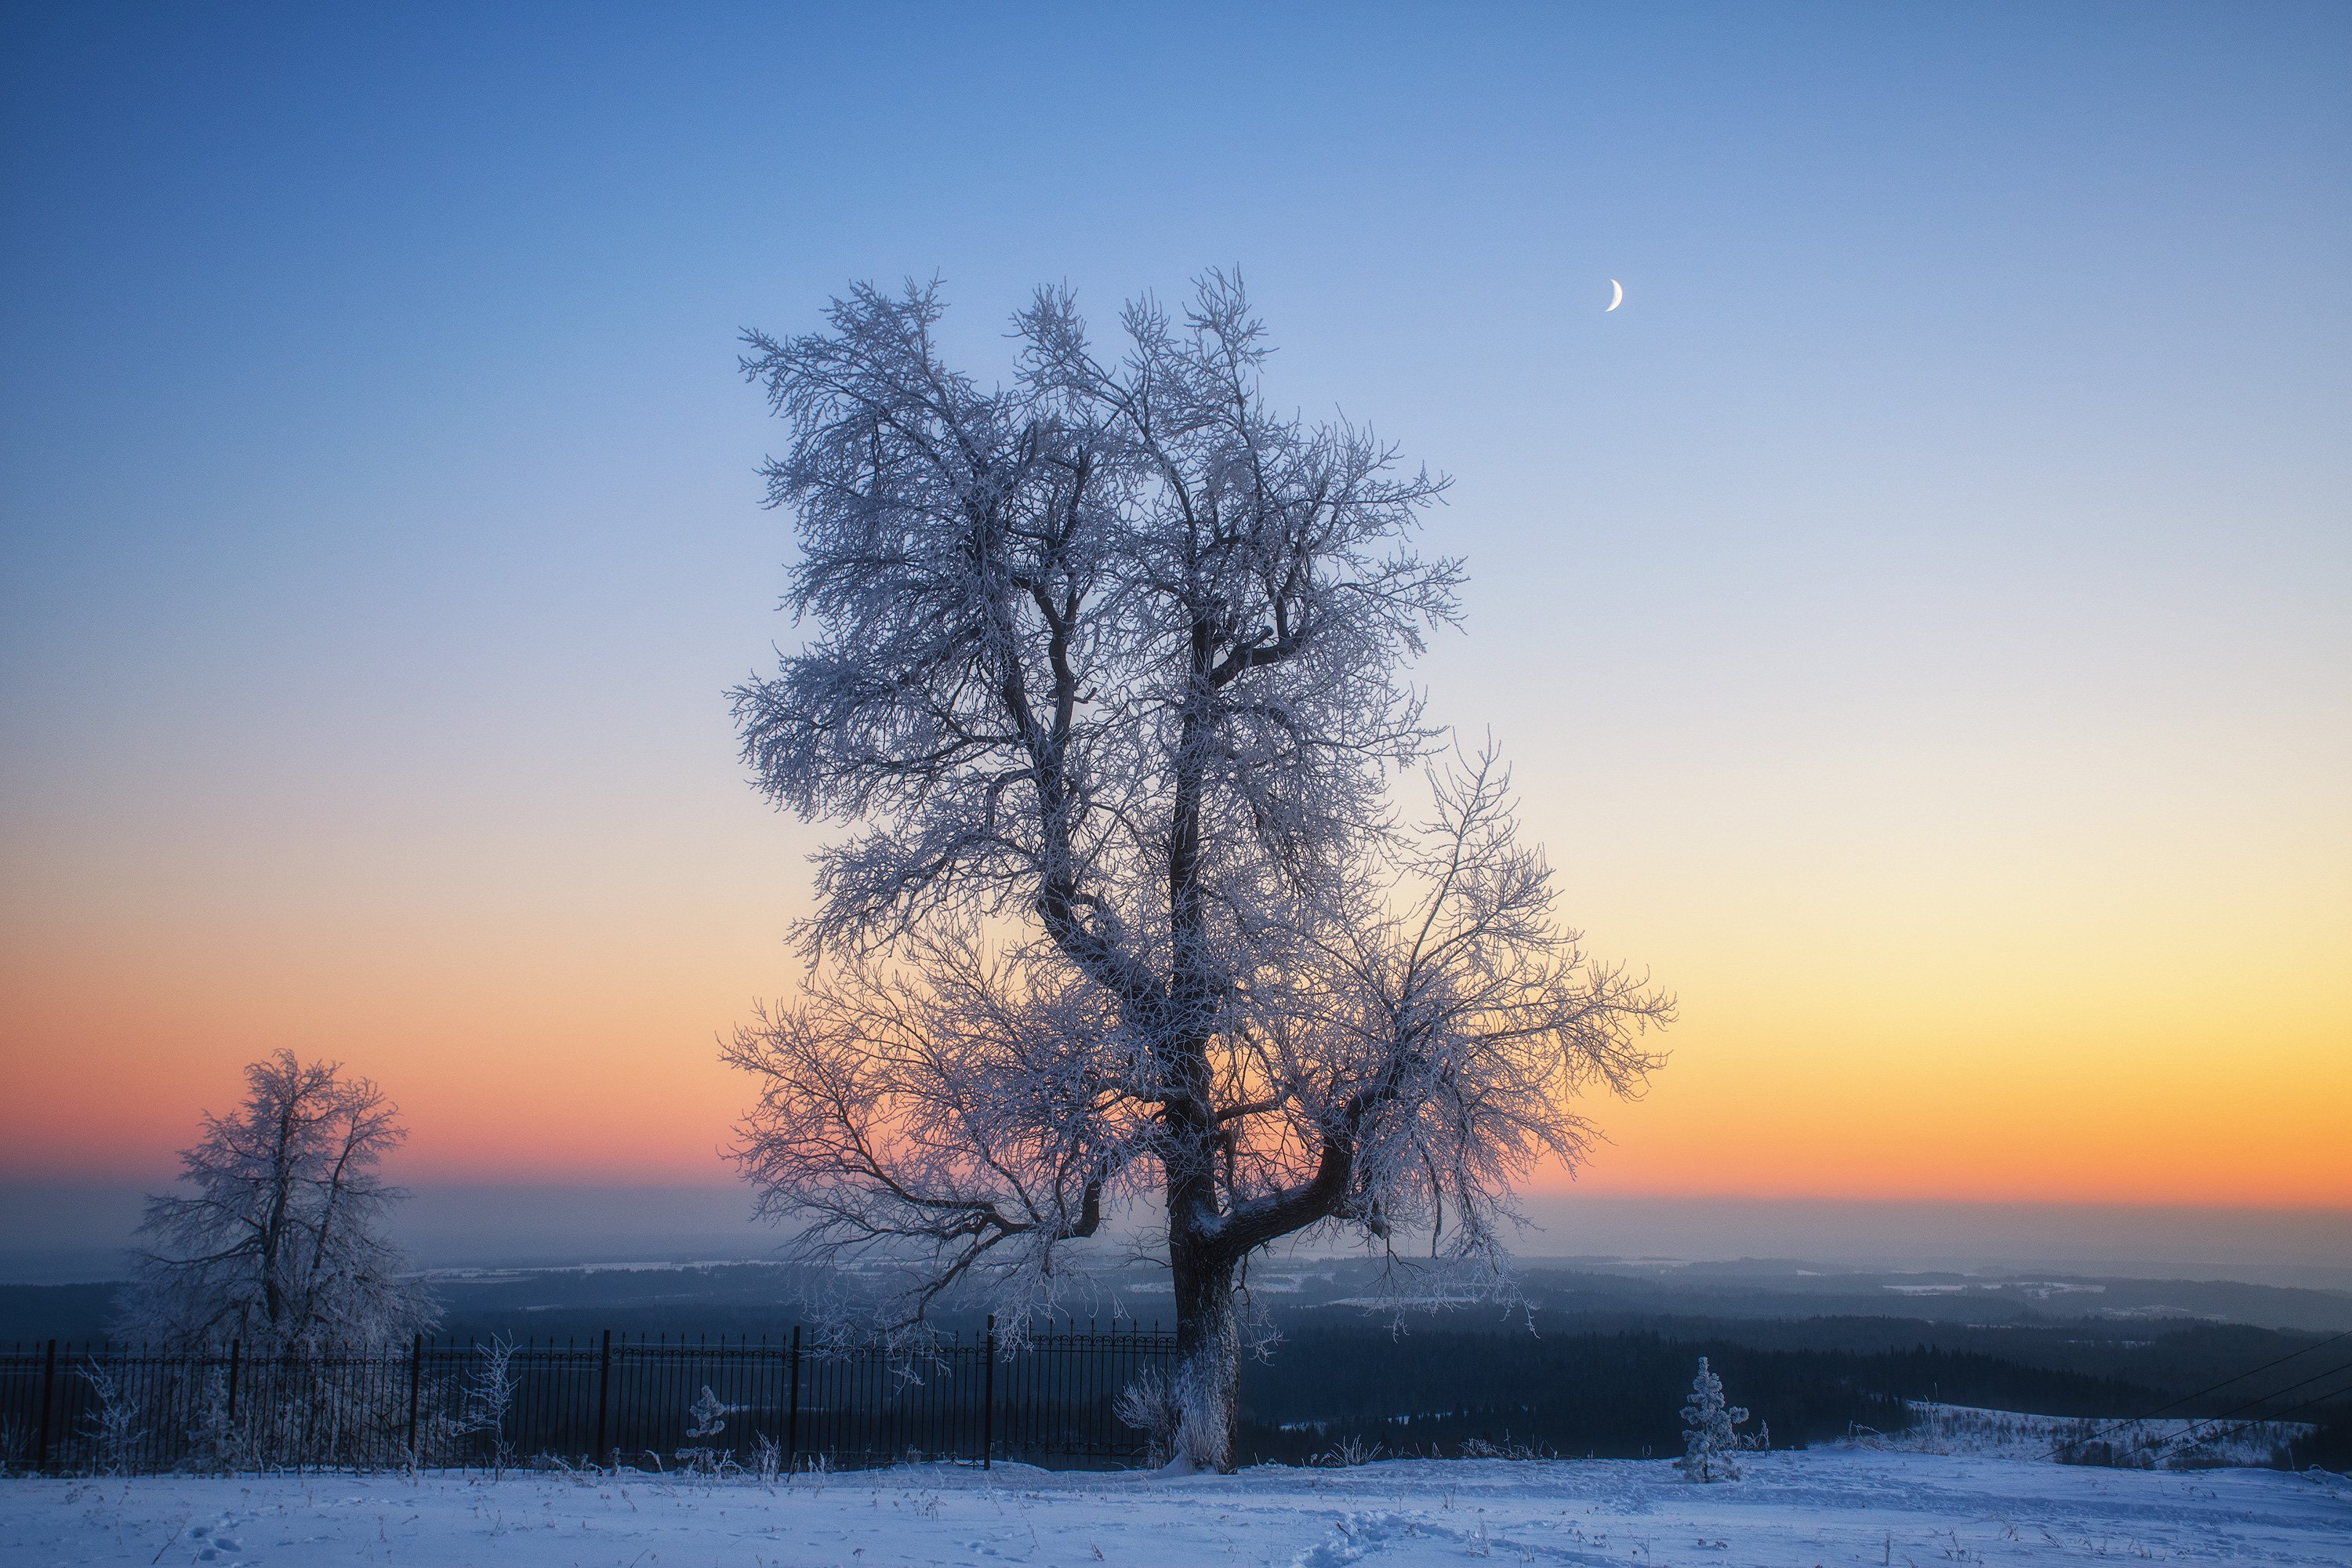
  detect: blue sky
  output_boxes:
[2,4,2347,1227]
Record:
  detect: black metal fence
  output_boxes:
[0,1318,1175,1477]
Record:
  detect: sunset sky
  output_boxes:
[3,5,2346,1240]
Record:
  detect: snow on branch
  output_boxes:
[726,928,1155,1344]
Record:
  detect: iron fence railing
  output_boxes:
[0,1317,1175,1477]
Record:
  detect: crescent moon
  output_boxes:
[1606,279,1624,312]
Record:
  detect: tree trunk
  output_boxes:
[1168,1232,1240,1472]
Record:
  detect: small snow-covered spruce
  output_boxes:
[1676,1356,1755,1482]
[678,1385,739,1475]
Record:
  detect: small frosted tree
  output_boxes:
[1676,1356,1755,1482]
[725,274,1671,1470]
[120,1051,437,1350]
[678,1385,739,1475]
[460,1334,522,1475]
[75,1362,143,1475]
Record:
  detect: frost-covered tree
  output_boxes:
[1676,1356,1755,1482]
[724,274,1671,1468]
[120,1051,437,1349]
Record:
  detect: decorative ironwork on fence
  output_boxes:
[0,1317,1175,1477]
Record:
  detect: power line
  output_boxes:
[2143,1357,2352,1461]
[2071,1355,2352,1464]
[2045,1327,2352,1459]
[2154,1374,2352,1464]
[2183,1356,2352,1431]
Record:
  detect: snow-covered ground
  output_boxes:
[5,1449,2347,1568]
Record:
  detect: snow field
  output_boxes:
[1867,1403,2315,1468]
[3,1448,2347,1567]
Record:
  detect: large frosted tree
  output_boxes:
[725,274,1669,1468]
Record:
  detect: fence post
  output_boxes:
[34,1338,56,1473]
[405,1334,422,1458]
[594,1329,612,1465]
[982,1315,995,1470]
[786,1325,800,1473]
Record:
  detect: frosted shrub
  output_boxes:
[1113,1369,1182,1467]
[1459,1436,1546,1461]
[77,1362,144,1476]
[1312,1433,1384,1468]
[461,1337,521,1477]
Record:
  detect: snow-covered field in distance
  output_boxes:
[13,1252,2352,1346]
[9,1184,2350,1291]
[1876,1401,2313,1468]
[5,1449,2347,1568]
[401,1254,2352,1339]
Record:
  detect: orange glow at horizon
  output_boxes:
[4,797,2344,1213]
